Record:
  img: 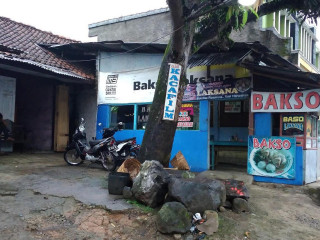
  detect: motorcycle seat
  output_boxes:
[89,139,104,146]
[116,137,135,144]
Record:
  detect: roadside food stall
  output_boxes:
[248,88,319,185]
[94,41,320,177]
[96,45,252,172]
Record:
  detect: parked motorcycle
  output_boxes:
[101,122,140,171]
[64,119,140,171]
[64,118,116,170]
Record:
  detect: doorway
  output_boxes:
[210,100,249,170]
[54,85,69,152]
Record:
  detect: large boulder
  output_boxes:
[156,202,192,234]
[131,160,170,208]
[167,177,226,214]
[223,179,250,200]
[195,173,250,200]
[232,198,250,213]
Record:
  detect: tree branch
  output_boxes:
[195,20,232,51]
[186,0,236,22]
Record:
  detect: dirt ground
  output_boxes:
[1,153,320,240]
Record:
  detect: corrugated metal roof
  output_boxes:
[241,62,320,87]
[47,41,167,54]
[188,51,249,68]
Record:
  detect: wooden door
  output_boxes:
[54,85,69,152]
[0,76,16,152]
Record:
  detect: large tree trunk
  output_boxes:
[138,0,196,166]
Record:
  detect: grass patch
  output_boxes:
[127,200,155,213]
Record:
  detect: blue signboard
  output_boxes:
[248,136,296,179]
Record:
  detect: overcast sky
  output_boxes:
[0,0,168,42]
[1,1,319,46]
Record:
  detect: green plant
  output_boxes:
[126,200,155,213]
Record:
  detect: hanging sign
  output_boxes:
[251,89,320,112]
[163,63,182,121]
[281,114,304,136]
[183,65,250,101]
[224,101,241,113]
[247,136,296,179]
[177,103,194,128]
[97,65,250,105]
[98,68,159,104]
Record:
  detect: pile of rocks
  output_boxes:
[120,160,250,236]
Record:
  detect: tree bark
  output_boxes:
[138,0,197,166]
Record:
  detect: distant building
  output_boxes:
[88,8,320,73]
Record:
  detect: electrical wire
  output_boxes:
[108,65,160,74]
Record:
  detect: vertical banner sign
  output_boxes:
[247,136,296,179]
[163,63,182,121]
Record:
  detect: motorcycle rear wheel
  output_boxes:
[64,149,84,166]
[101,151,117,171]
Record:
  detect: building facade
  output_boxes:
[86,9,320,184]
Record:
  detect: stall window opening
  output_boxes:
[219,100,249,127]
[110,105,134,129]
[137,104,151,130]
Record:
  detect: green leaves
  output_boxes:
[249,7,259,19]
[242,10,248,27]
[225,5,259,29]
[226,7,233,22]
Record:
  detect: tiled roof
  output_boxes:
[0,17,94,81]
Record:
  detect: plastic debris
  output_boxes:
[190,226,196,233]
[193,213,202,221]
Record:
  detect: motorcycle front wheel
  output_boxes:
[64,149,84,166]
[101,151,117,171]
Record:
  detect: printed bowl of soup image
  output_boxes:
[235,78,251,92]
[249,148,294,177]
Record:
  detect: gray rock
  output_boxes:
[156,202,192,234]
[168,177,226,214]
[132,160,170,208]
[184,234,194,240]
[173,233,182,239]
[232,198,250,213]
[219,206,226,212]
[197,210,219,235]
[122,186,133,200]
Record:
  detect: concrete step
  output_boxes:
[197,170,253,185]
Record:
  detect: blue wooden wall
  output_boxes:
[96,100,209,172]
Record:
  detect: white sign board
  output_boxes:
[97,65,238,105]
[163,63,182,121]
[98,68,159,104]
[251,89,320,112]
